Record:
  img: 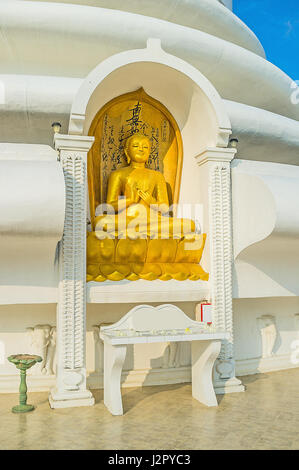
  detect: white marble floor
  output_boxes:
[1,368,299,450]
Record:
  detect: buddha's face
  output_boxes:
[125,135,151,164]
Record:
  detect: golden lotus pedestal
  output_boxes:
[87,233,209,282]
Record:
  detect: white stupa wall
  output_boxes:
[2,297,299,392]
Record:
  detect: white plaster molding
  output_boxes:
[0,374,56,394]
[257,315,277,359]
[0,366,191,394]
[0,368,192,394]
[49,134,95,408]
[0,286,58,305]
[236,353,299,377]
[195,147,236,166]
[87,366,192,391]
[88,365,244,394]
[215,129,233,149]
[67,114,86,136]
[0,143,60,161]
[54,133,95,152]
[213,376,244,394]
[87,279,210,304]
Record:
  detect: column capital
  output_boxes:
[54,133,95,152]
[195,147,237,167]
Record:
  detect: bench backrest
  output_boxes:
[101,304,200,332]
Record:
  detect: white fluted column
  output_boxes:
[196,147,244,394]
[49,133,95,408]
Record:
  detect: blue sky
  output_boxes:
[234,0,299,80]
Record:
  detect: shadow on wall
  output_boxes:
[233,241,299,298]
[233,297,299,379]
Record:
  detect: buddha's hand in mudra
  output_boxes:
[122,184,140,208]
[137,189,153,206]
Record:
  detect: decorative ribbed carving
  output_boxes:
[61,153,86,370]
[48,135,95,408]
[210,163,234,361]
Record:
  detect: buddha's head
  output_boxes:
[124,133,151,165]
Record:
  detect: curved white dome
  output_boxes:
[0,0,298,166]
[14,0,262,56]
[0,3,294,112]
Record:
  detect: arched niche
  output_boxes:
[69,39,232,208]
[69,39,231,148]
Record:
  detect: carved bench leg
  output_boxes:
[191,340,221,407]
[104,342,127,415]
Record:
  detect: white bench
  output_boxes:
[100,304,228,415]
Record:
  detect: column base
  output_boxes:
[49,387,95,409]
[214,376,245,395]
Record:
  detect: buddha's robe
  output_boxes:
[95,165,196,239]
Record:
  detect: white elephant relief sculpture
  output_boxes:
[162,342,191,368]
[257,315,277,358]
[26,324,56,375]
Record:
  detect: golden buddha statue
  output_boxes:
[86,133,208,282]
[94,133,196,240]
